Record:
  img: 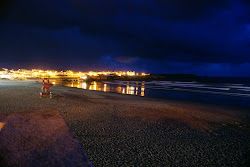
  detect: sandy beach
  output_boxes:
[0,79,249,166]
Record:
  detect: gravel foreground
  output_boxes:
[0,79,249,167]
[0,110,92,167]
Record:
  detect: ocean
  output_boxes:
[49,77,250,109]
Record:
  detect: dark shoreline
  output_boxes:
[56,82,250,113]
[24,75,250,85]
[32,78,250,110]
[0,79,249,166]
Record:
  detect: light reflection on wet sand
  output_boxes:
[52,80,145,96]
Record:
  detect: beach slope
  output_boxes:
[0,79,249,166]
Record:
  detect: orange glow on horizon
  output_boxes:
[0,68,149,79]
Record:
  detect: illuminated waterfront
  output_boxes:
[0,68,149,79]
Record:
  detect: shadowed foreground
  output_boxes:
[0,110,92,167]
[0,80,249,166]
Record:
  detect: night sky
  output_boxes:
[0,0,249,76]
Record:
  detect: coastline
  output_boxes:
[31,78,250,109]
[22,78,250,114]
[0,79,249,166]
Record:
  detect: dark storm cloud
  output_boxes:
[0,0,249,75]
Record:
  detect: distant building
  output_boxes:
[126,71,135,76]
[0,68,9,78]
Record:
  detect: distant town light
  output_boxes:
[0,74,11,79]
[0,68,149,79]
[81,75,87,80]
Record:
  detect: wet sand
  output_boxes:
[0,79,249,166]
